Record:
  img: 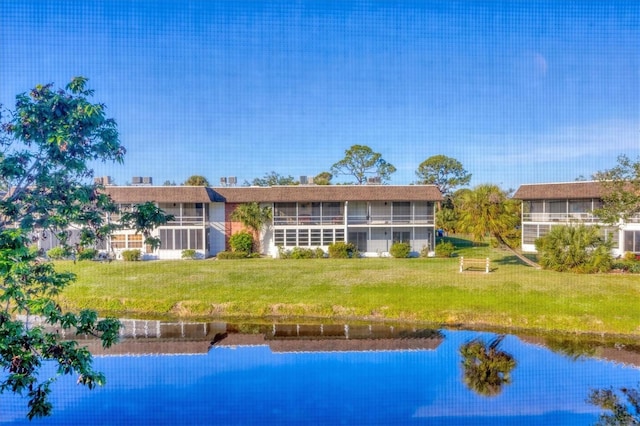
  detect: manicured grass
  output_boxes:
[56,243,640,336]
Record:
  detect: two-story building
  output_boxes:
[513,181,635,256]
[102,184,443,259]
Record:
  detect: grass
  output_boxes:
[55,240,640,337]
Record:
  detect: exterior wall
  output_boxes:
[209,202,226,256]
[519,198,622,256]
[270,201,436,257]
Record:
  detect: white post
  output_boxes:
[459,256,464,273]
[485,257,490,273]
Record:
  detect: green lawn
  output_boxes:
[56,242,640,336]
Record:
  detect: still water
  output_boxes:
[2,320,640,425]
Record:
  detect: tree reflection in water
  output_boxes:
[588,386,640,426]
[459,335,517,397]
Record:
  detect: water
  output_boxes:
[2,321,639,425]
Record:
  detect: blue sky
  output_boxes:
[1,1,638,189]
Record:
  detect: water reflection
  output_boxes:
[4,319,640,425]
[460,335,517,397]
[588,385,640,425]
[73,320,446,355]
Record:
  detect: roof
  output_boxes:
[103,185,443,203]
[513,181,606,200]
[104,186,222,203]
[215,185,443,202]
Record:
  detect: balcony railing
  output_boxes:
[166,216,206,226]
[274,215,344,226]
[273,214,435,226]
[522,212,601,223]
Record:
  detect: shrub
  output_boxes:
[612,261,630,272]
[216,251,249,259]
[328,242,357,259]
[121,249,142,261]
[278,247,325,259]
[389,242,411,258]
[47,246,69,260]
[535,224,612,273]
[623,251,637,262]
[229,231,253,253]
[435,241,455,258]
[181,249,198,259]
[78,248,98,261]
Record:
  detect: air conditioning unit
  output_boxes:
[220,177,227,186]
[131,176,142,185]
[228,176,237,185]
[300,176,308,185]
[142,176,153,185]
[367,177,381,184]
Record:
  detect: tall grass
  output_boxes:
[57,243,640,336]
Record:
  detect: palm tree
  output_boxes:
[456,184,539,268]
[230,202,272,252]
[460,335,517,397]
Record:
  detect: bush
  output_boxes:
[389,242,411,258]
[121,249,142,261]
[278,247,325,259]
[216,251,249,259]
[229,231,253,253]
[623,251,637,262]
[78,248,98,261]
[328,242,357,259]
[181,249,198,259]
[47,246,69,260]
[535,225,612,273]
[435,241,455,258]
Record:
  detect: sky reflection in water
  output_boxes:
[2,328,639,425]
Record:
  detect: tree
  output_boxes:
[250,171,297,187]
[313,171,332,185]
[230,202,272,252]
[330,144,396,185]
[415,154,471,196]
[588,386,640,425]
[459,336,517,397]
[0,78,169,418]
[163,180,177,186]
[456,184,520,247]
[535,224,613,273]
[594,154,640,225]
[183,175,209,186]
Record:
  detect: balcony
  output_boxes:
[522,212,601,223]
[274,215,344,226]
[273,214,434,226]
[166,215,206,226]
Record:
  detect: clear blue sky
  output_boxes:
[1,1,638,189]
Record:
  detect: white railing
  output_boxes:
[522,212,601,223]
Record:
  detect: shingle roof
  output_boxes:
[215,185,443,202]
[103,185,443,203]
[104,186,222,203]
[513,181,605,200]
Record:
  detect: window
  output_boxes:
[310,229,321,245]
[128,234,143,248]
[298,229,309,246]
[624,231,640,253]
[111,234,126,249]
[392,231,410,243]
[392,202,410,223]
[274,229,284,245]
[322,229,334,245]
[286,229,297,246]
